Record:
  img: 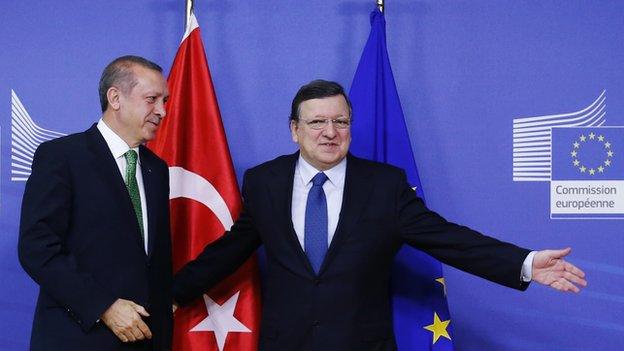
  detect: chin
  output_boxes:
[140,135,154,143]
[319,158,342,168]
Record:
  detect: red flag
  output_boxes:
[148,13,261,351]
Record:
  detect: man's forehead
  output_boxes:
[133,68,166,89]
[301,95,347,106]
[132,65,164,81]
[300,95,349,114]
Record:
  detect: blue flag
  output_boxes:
[349,8,455,349]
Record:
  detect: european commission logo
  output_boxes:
[513,90,624,219]
[10,90,66,181]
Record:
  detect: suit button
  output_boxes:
[312,320,320,326]
[314,279,320,286]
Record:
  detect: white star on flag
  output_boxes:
[190,291,252,351]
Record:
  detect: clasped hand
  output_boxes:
[101,298,152,343]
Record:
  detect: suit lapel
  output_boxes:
[319,154,374,274]
[85,125,147,256]
[267,153,317,277]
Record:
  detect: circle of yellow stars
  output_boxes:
[570,131,613,175]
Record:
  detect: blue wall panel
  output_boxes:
[1,1,621,349]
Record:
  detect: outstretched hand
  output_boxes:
[532,247,587,293]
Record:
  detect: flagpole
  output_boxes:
[377,0,383,12]
[185,0,194,29]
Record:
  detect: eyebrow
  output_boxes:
[311,114,348,118]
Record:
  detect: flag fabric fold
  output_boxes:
[147,12,261,351]
[349,8,455,350]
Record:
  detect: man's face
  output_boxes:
[117,66,169,147]
[290,94,351,171]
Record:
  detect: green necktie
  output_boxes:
[124,150,144,243]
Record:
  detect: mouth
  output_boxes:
[146,119,160,128]
[319,142,339,149]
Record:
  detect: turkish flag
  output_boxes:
[147,13,261,351]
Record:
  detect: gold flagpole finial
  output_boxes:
[377,0,384,12]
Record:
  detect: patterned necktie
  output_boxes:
[305,172,328,274]
[124,150,144,243]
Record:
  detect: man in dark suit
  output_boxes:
[173,80,587,350]
[19,55,173,350]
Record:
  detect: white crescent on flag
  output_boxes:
[168,166,234,231]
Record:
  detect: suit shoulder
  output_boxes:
[34,130,90,156]
[349,154,405,177]
[244,153,296,178]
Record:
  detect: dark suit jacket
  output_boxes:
[18,125,173,351]
[173,153,530,351]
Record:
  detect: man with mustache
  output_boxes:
[19,55,173,350]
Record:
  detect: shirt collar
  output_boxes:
[97,118,140,160]
[297,154,346,187]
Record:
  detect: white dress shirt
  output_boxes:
[291,155,346,250]
[97,119,149,253]
[290,154,534,281]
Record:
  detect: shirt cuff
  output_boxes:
[521,251,537,282]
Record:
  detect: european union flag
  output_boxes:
[552,127,624,180]
[349,8,454,350]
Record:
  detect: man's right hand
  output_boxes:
[101,298,152,343]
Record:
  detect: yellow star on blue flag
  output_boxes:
[424,312,451,344]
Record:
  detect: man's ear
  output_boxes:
[290,120,299,143]
[107,87,121,110]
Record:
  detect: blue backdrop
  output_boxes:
[1,1,622,350]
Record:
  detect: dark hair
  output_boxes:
[289,80,352,122]
[98,55,163,112]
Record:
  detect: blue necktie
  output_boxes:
[305,172,328,274]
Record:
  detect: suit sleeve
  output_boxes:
[173,170,262,306]
[395,170,532,290]
[18,143,116,331]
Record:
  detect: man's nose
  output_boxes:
[322,121,337,138]
[154,100,167,119]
